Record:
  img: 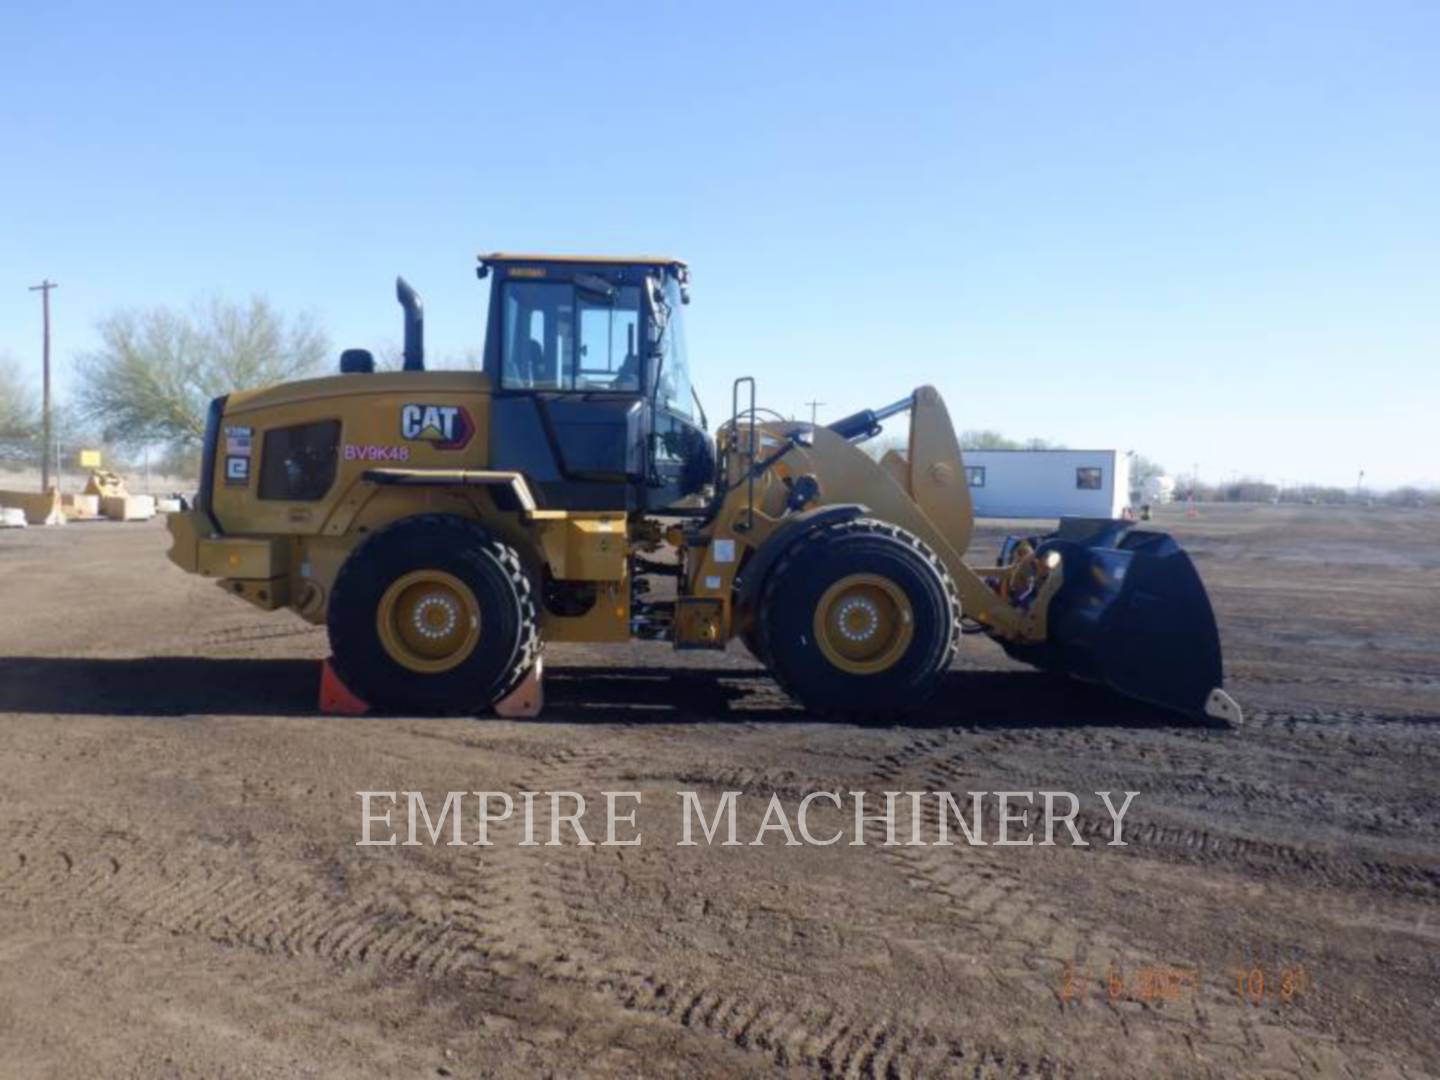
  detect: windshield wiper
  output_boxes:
[574,273,616,300]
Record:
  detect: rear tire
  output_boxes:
[756,519,958,721]
[327,515,540,713]
[738,625,764,664]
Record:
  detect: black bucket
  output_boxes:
[998,519,1225,720]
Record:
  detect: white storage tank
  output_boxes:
[961,449,1132,519]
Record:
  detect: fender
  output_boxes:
[732,503,868,621]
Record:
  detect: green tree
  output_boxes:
[76,297,328,448]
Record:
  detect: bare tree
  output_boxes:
[958,429,1021,450]
[861,432,908,461]
[372,341,484,372]
[0,353,38,440]
[958,430,1067,450]
[75,297,328,448]
[453,346,484,371]
[371,341,405,372]
[1130,453,1166,486]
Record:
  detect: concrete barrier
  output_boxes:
[0,489,64,526]
[101,494,156,521]
[62,493,102,519]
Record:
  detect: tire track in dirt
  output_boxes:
[816,716,1440,903]
[624,722,1440,917]
[1237,670,1440,693]
[0,815,1059,1076]
[609,971,1040,1076]
[3,719,1425,1076]
[1062,811,1440,898]
[0,732,1099,1079]
[0,833,505,983]
[1243,707,1440,730]
[870,818,1388,1077]
[192,622,327,648]
[546,838,1060,1076]
[630,758,1422,1074]
[0,768,1418,1076]
[465,747,1062,1076]
[893,747,1440,900]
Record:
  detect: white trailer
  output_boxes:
[961,449,1132,520]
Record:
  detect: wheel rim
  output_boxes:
[376,569,482,674]
[813,573,914,675]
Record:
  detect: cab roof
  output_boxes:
[479,252,687,269]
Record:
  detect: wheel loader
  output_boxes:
[166,254,1240,724]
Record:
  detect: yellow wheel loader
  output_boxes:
[166,255,1239,723]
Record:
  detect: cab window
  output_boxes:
[258,420,340,500]
[652,276,694,419]
[501,281,641,392]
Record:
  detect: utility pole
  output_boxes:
[805,399,825,425]
[28,280,58,493]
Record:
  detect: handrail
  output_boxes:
[730,377,757,531]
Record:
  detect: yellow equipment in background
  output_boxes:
[83,469,128,499]
[166,255,1238,723]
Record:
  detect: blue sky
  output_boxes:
[1,1,1435,487]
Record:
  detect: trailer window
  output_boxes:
[258,420,341,501]
[965,466,985,487]
[1076,467,1103,490]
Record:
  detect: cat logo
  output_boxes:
[400,404,475,450]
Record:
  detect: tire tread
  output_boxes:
[754,517,959,722]
[327,514,542,713]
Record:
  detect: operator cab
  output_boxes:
[478,254,712,512]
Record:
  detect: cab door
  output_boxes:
[642,275,713,509]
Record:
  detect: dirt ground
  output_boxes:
[0,504,1436,1078]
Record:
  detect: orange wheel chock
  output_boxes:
[319,657,370,715]
[318,655,543,717]
[493,657,544,718]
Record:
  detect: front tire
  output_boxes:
[755,519,958,720]
[327,515,540,713]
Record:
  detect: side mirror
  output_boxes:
[339,348,376,374]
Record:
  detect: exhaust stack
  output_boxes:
[396,277,424,371]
